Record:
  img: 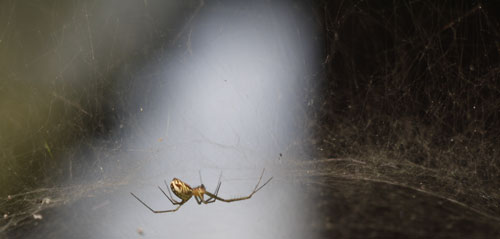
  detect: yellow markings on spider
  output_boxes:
[130,169,273,213]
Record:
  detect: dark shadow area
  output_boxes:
[307,0,500,237]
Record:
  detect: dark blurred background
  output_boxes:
[307,0,500,237]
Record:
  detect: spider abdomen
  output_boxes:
[170,178,193,201]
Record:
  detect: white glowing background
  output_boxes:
[56,1,319,238]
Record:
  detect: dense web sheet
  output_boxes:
[302,0,500,237]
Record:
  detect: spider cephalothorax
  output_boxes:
[131,169,272,213]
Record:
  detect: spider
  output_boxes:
[130,169,273,213]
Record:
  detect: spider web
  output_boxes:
[1,0,500,238]
[299,0,500,237]
[0,0,316,238]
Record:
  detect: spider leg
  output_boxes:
[198,195,218,204]
[252,169,273,193]
[205,181,221,203]
[194,195,203,205]
[205,172,222,203]
[205,168,273,203]
[158,186,182,205]
[202,182,221,204]
[130,192,186,213]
